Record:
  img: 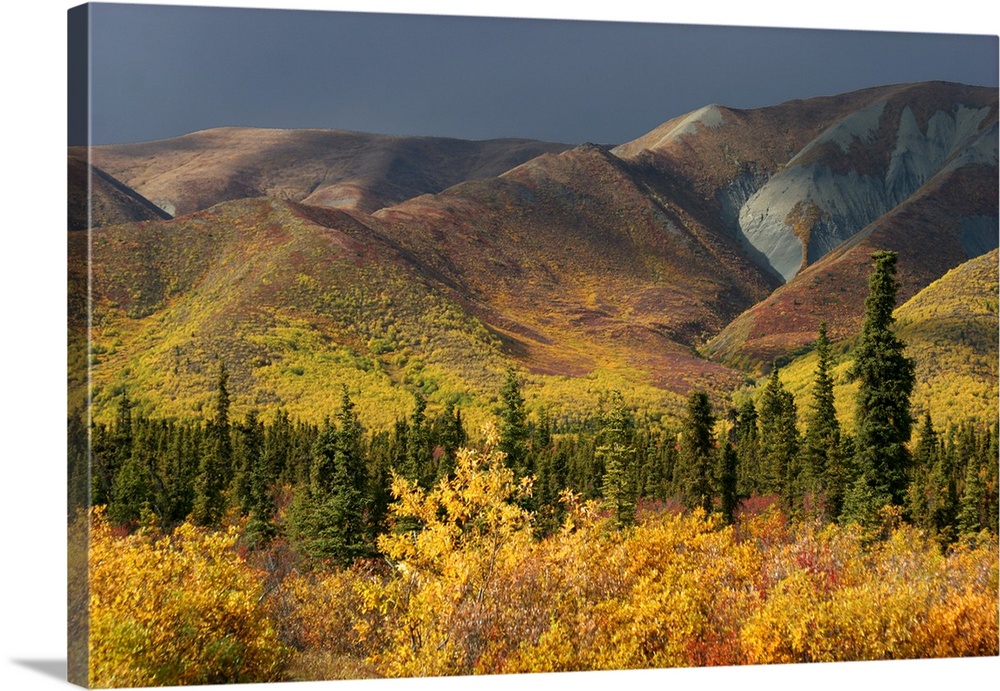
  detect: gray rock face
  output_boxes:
[727,103,994,282]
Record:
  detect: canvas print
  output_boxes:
[67,2,1000,688]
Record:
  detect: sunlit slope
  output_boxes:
[776,249,998,432]
[74,198,514,428]
[370,142,774,394]
[72,198,693,429]
[700,83,998,370]
[70,82,998,431]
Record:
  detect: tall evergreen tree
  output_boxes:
[717,440,740,525]
[803,323,842,513]
[292,388,369,563]
[598,393,638,529]
[929,427,960,544]
[192,363,234,526]
[957,456,987,536]
[265,408,293,486]
[431,401,466,482]
[93,390,135,508]
[164,421,200,524]
[403,393,434,487]
[733,400,761,497]
[365,430,395,542]
[498,368,531,480]
[108,419,158,525]
[675,391,716,514]
[233,410,275,546]
[757,368,800,514]
[843,251,916,524]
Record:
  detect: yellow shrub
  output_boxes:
[88,509,289,687]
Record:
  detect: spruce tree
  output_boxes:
[717,440,739,525]
[93,390,134,508]
[431,401,466,481]
[365,430,394,542]
[404,393,434,487]
[843,251,916,524]
[192,364,233,526]
[929,430,959,544]
[676,391,716,514]
[164,421,200,524]
[957,457,986,536]
[109,421,157,526]
[498,368,531,480]
[598,393,638,529]
[293,389,369,563]
[233,410,275,546]
[733,400,761,497]
[265,408,293,486]
[757,368,800,514]
[804,323,842,514]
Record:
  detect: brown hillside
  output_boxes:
[75,128,571,217]
[367,142,776,391]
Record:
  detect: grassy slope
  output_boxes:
[74,197,695,431]
[371,144,771,394]
[76,198,507,429]
[773,249,998,433]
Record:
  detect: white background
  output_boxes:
[2,1,998,690]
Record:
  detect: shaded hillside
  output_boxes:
[75,128,571,216]
[68,154,172,230]
[776,249,999,432]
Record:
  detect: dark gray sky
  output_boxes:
[80,2,998,146]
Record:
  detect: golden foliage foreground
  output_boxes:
[88,509,289,687]
[89,432,999,685]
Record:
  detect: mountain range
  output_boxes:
[68,80,999,429]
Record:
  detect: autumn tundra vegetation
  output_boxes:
[70,252,999,686]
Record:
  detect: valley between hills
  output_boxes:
[68,80,998,433]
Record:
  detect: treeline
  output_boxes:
[68,250,999,566]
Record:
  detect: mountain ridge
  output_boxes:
[74,128,573,219]
[69,80,999,426]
